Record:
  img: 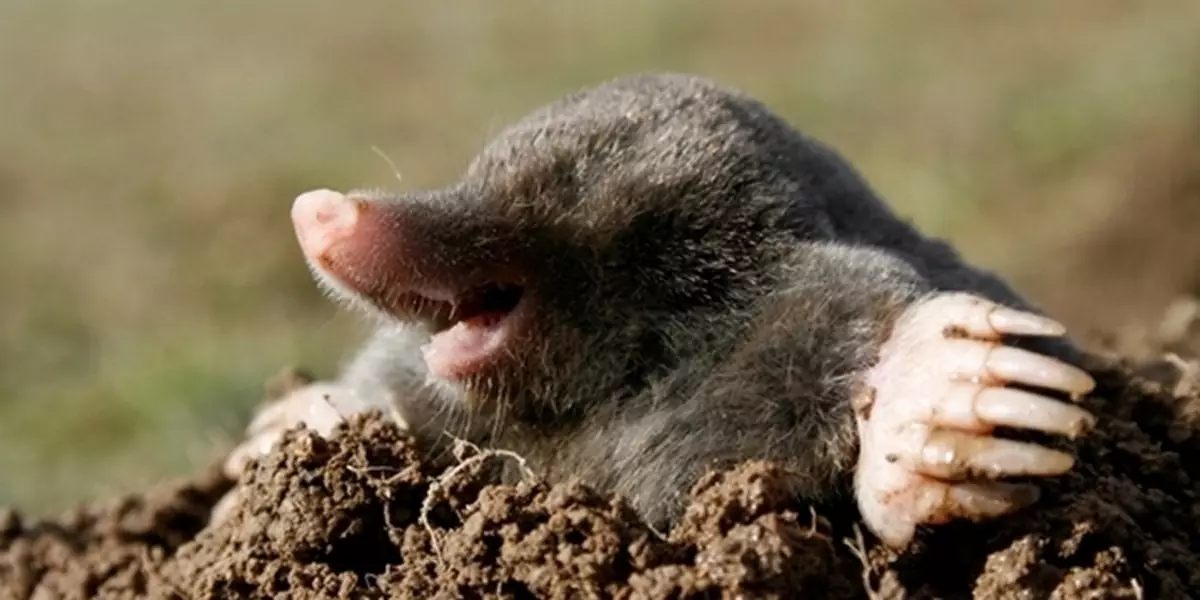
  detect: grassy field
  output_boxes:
[1,1,1197,513]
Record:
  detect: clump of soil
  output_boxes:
[0,465,231,599]
[2,304,1199,599]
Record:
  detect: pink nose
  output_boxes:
[291,189,361,260]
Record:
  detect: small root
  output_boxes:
[807,505,835,550]
[418,436,539,561]
[644,521,668,542]
[843,524,883,600]
[1163,352,1199,396]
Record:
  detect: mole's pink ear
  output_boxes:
[291,189,363,261]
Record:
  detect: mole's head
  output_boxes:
[291,74,833,422]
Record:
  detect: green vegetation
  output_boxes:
[1,0,1197,513]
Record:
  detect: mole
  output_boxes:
[219,72,1096,549]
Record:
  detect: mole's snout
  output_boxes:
[291,189,362,261]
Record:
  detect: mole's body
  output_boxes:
[224,73,1095,548]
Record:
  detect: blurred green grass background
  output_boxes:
[1,0,1198,513]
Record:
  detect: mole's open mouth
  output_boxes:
[400,282,528,380]
[288,189,531,381]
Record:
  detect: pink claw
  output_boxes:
[853,293,1096,548]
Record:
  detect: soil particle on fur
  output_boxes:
[2,302,1200,599]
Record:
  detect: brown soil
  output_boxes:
[0,304,1198,599]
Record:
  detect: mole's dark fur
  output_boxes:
[336,72,1068,529]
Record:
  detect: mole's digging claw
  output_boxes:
[853,292,1096,549]
[971,386,1096,438]
[937,292,1069,339]
[223,382,364,480]
[942,481,1041,523]
[246,396,304,437]
[932,337,1095,395]
[979,345,1096,395]
[985,307,1067,337]
[910,428,1075,481]
[223,428,285,479]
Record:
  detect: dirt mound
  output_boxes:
[3,306,1200,599]
[0,466,231,599]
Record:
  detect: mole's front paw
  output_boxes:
[222,381,370,480]
[853,292,1096,548]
